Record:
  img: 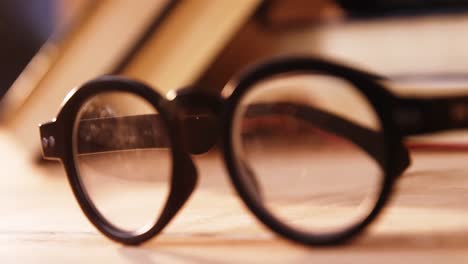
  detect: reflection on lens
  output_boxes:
[231,73,385,235]
[73,91,172,232]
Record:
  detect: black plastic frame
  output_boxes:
[222,57,403,246]
[40,56,465,246]
[40,77,197,244]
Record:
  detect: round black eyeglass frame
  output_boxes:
[39,56,465,246]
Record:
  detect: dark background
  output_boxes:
[0,0,55,98]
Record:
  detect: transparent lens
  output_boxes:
[232,72,385,235]
[73,91,171,232]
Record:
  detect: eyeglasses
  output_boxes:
[39,56,462,246]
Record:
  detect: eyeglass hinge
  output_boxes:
[39,120,62,160]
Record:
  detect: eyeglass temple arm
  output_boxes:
[40,103,410,174]
[395,96,468,136]
[39,114,177,161]
[77,114,171,154]
[245,103,409,175]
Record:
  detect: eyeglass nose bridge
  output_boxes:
[168,86,263,201]
[169,86,224,155]
[179,112,218,154]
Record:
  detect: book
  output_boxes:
[1,0,261,156]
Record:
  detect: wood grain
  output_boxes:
[2,128,468,263]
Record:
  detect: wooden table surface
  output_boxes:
[1,127,468,263]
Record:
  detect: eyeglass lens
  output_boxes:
[231,72,385,235]
[73,91,172,232]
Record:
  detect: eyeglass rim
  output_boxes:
[38,56,409,246]
[46,77,198,245]
[220,56,406,246]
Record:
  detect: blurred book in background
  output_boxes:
[0,0,261,156]
[4,0,468,156]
